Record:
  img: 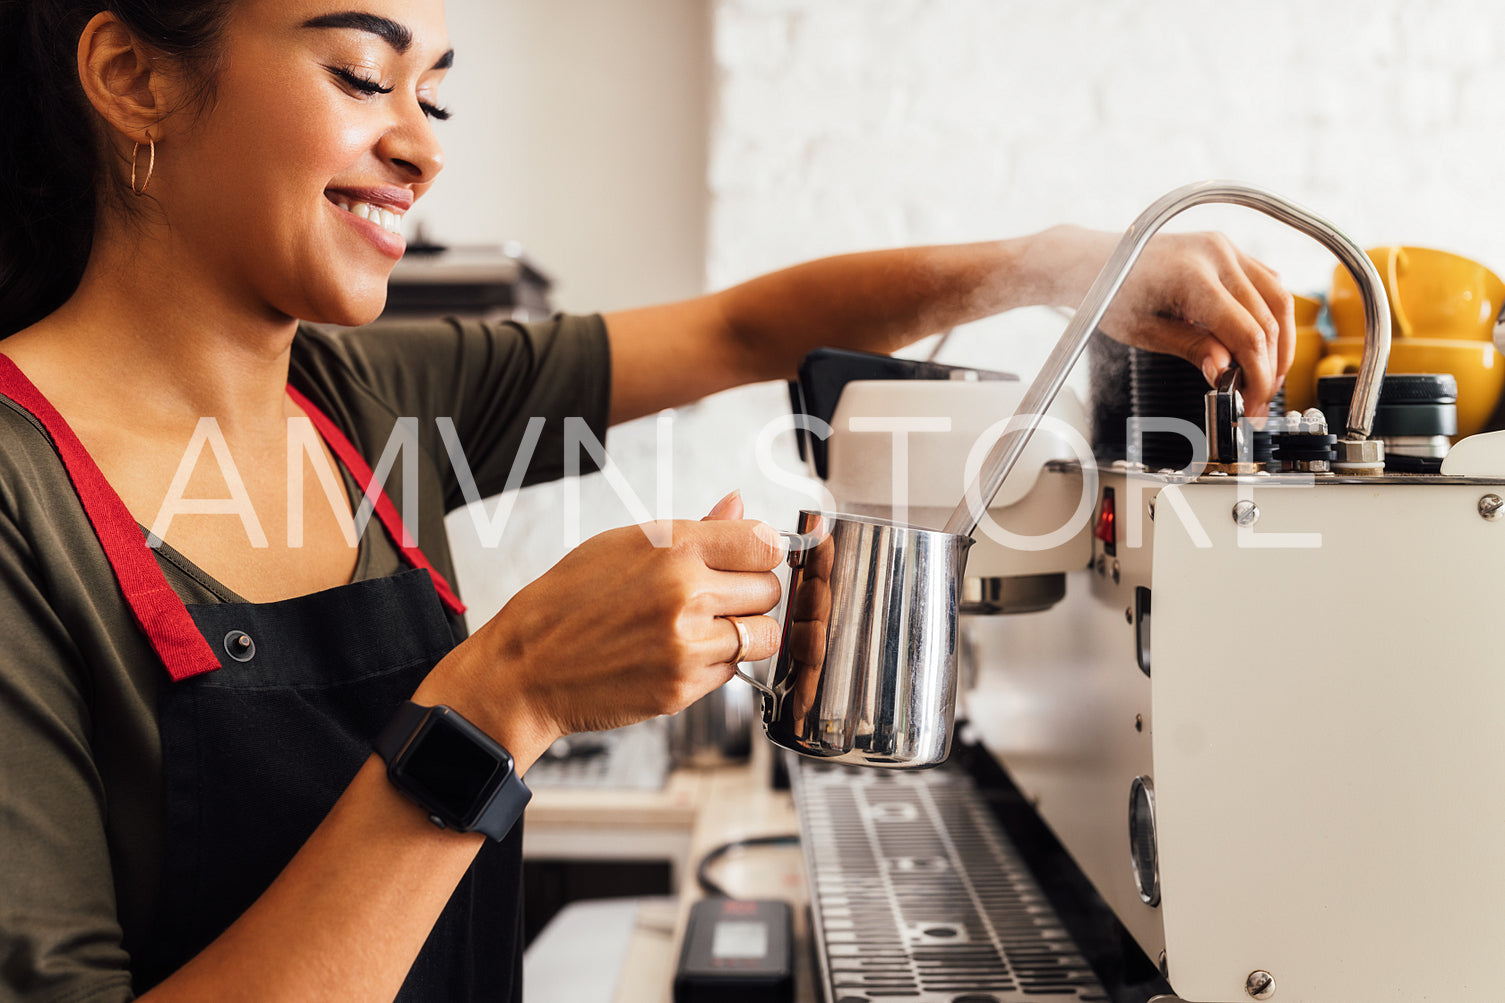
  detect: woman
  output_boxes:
[0,0,1293,1000]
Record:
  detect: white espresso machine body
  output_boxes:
[967,464,1505,1003]
[822,371,1505,1000]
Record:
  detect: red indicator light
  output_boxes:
[1094,492,1116,546]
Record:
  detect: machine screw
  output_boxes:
[1125,607,1134,624]
[1135,714,1143,732]
[1232,500,1260,527]
[1112,559,1121,584]
[1479,494,1504,521]
[1245,969,1276,999]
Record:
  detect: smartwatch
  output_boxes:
[374,701,531,841]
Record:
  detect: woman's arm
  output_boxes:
[604,225,1294,422]
[133,505,781,1003]
[0,480,774,1003]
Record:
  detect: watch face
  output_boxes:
[400,713,503,826]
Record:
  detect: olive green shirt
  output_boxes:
[0,315,611,1002]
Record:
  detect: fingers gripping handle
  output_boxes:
[731,528,813,702]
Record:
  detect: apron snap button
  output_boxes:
[224,631,256,662]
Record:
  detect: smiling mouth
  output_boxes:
[329,196,404,236]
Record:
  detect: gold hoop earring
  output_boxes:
[131,140,155,197]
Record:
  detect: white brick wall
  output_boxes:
[696,0,1505,520]
[710,0,1504,287]
[450,0,1505,623]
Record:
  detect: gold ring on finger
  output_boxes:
[721,614,751,665]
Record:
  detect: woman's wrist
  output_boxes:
[1021,224,1116,310]
[409,641,559,776]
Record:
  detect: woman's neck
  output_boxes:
[4,214,303,437]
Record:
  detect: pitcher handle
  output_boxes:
[732,662,775,700]
[764,525,822,554]
[731,528,817,701]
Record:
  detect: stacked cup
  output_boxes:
[1322,247,1505,438]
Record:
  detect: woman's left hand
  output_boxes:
[1041,225,1295,416]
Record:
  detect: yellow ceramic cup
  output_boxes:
[1317,337,1505,437]
[1283,293,1324,413]
[1331,246,1505,341]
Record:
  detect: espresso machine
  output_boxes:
[786,181,1505,1003]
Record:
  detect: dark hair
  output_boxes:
[0,0,235,336]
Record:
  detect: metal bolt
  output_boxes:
[1125,607,1134,625]
[1480,494,1504,521]
[1134,714,1143,733]
[1111,559,1121,584]
[1232,500,1260,527]
[1245,969,1276,999]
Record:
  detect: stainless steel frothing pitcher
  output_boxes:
[733,511,971,768]
[738,180,1390,769]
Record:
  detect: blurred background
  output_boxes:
[409,0,1505,625]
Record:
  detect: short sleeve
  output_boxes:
[0,504,134,1002]
[290,315,613,511]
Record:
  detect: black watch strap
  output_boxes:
[374,701,532,842]
[474,767,532,842]
[374,700,431,762]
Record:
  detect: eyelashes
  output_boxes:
[326,65,451,121]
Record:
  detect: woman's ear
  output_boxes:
[75,11,176,144]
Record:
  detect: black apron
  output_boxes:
[0,358,522,1001]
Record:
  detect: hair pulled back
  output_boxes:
[0,0,234,335]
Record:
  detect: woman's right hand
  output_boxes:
[416,495,785,769]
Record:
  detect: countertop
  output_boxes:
[523,741,817,1003]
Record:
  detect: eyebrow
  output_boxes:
[302,11,455,69]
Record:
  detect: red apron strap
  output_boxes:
[0,356,222,681]
[285,385,466,616]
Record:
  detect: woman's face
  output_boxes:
[154,0,451,327]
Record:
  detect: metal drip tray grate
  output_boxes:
[794,761,1109,1002]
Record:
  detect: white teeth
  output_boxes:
[337,198,404,236]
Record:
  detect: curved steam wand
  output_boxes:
[943,180,1392,539]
